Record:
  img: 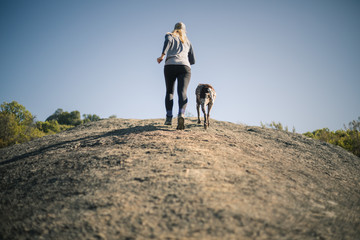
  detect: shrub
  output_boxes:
[304,117,360,157]
[0,101,45,148]
[36,120,72,134]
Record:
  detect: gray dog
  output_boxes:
[196,84,216,129]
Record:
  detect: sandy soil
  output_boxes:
[0,118,359,239]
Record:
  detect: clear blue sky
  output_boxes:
[1,0,359,133]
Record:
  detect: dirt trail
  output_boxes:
[1,118,359,239]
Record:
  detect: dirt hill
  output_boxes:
[0,118,359,239]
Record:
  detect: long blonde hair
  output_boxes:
[170,29,188,44]
[168,22,188,44]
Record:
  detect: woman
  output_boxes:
[157,22,195,130]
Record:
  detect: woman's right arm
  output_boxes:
[157,34,172,64]
[162,34,172,55]
[157,53,166,63]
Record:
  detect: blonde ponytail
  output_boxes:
[171,29,188,43]
[170,22,189,44]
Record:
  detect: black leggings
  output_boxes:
[164,65,191,117]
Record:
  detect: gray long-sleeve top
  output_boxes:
[162,33,195,67]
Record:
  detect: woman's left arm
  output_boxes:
[188,44,195,65]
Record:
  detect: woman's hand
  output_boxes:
[157,54,165,64]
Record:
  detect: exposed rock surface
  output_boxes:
[1,118,359,239]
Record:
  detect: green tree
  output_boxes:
[345,117,360,156]
[36,120,72,134]
[83,114,101,123]
[1,101,34,125]
[46,108,63,122]
[0,101,44,148]
[304,117,360,157]
[47,109,82,126]
[0,112,20,147]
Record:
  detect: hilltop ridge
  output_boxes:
[1,118,359,239]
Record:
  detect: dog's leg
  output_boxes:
[207,102,213,128]
[201,103,207,129]
[196,100,201,124]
